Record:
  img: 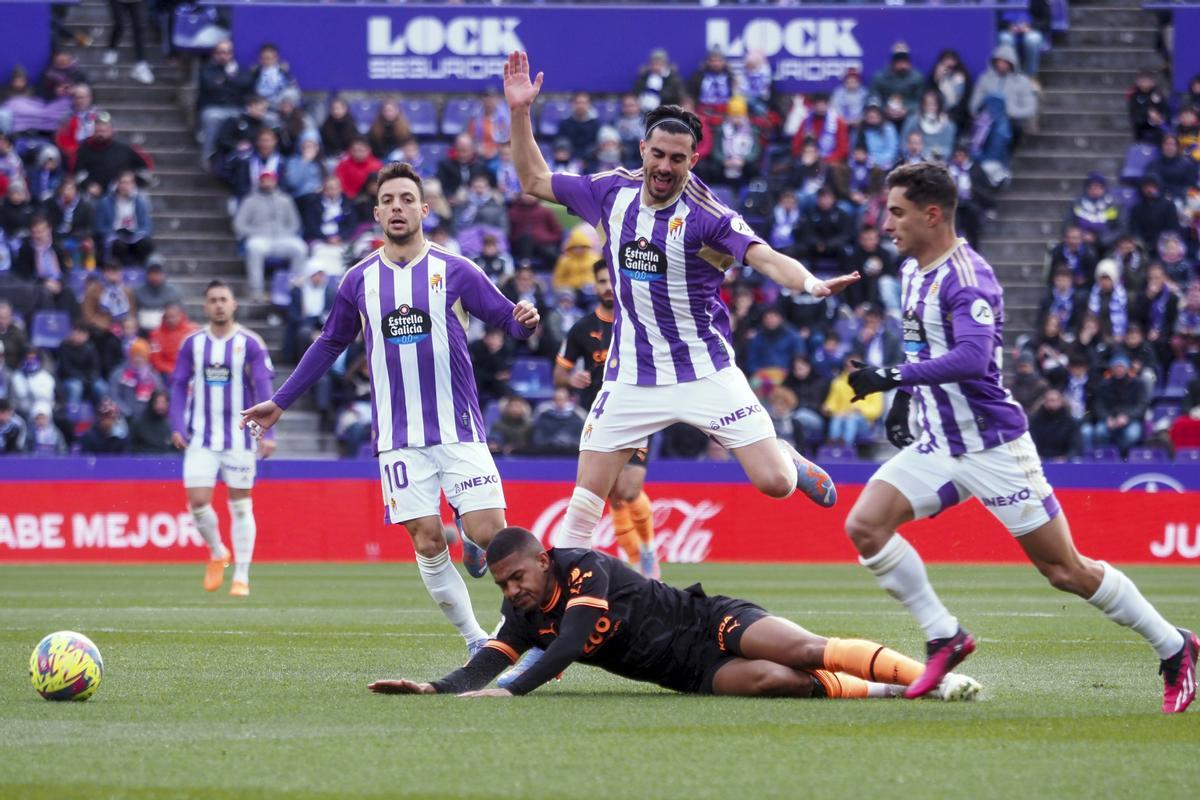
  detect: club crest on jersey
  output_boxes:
[204,363,231,385]
[382,304,432,345]
[619,237,667,282]
[429,273,443,292]
[668,217,685,238]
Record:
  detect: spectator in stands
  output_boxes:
[899,131,926,166]
[475,232,514,286]
[26,401,66,455]
[469,87,511,161]
[1128,69,1170,144]
[1169,375,1200,451]
[95,171,153,266]
[491,141,522,203]
[739,50,777,119]
[82,260,135,371]
[101,0,152,84]
[1085,354,1147,457]
[547,138,581,176]
[283,134,324,205]
[901,90,956,161]
[1062,352,1094,421]
[319,96,357,160]
[14,215,71,285]
[552,227,599,293]
[1159,231,1194,287]
[0,133,25,195]
[794,187,853,271]
[134,263,180,332]
[1,180,35,242]
[1123,322,1160,393]
[508,193,563,270]
[689,46,736,120]
[197,40,249,168]
[1069,173,1123,252]
[786,140,832,213]
[109,336,159,419]
[1029,389,1080,460]
[367,99,412,159]
[1150,134,1198,203]
[856,100,899,170]
[1174,280,1200,366]
[0,303,27,369]
[765,385,799,444]
[1185,74,1200,112]
[871,42,925,125]
[809,330,847,381]
[232,127,285,200]
[844,224,899,313]
[830,67,866,130]
[1129,173,1181,251]
[59,322,106,403]
[333,137,381,207]
[745,305,805,385]
[436,132,479,201]
[75,112,152,197]
[530,386,585,455]
[782,355,828,450]
[274,89,313,157]
[614,94,644,168]
[352,174,382,234]
[592,126,624,173]
[969,44,1039,148]
[250,43,297,111]
[233,170,307,300]
[488,395,532,456]
[10,349,55,419]
[43,179,93,268]
[54,84,96,171]
[557,92,600,163]
[300,174,354,245]
[213,95,271,177]
[1040,264,1086,334]
[1033,312,1071,383]
[1088,259,1128,341]
[470,326,513,407]
[80,397,129,454]
[768,190,800,255]
[997,0,1050,81]
[709,96,762,184]
[27,146,63,205]
[1011,351,1049,413]
[1171,105,1199,156]
[148,301,194,378]
[0,398,27,454]
[284,262,335,362]
[823,361,882,447]
[634,47,685,114]
[129,388,172,454]
[416,177,452,234]
[1049,224,1099,290]
[453,172,508,238]
[1131,262,1179,367]
[851,304,903,367]
[833,142,884,218]
[37,50,88,101]
[792,93,848,165]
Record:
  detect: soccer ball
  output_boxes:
[30,631,104,701]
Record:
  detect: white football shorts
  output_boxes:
[579,367,776,453]
[183,445,257,490]
[378,442,505,525]
[872,432,1061,536]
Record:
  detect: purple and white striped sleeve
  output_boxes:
[899,282,994,386]
[246,337,277,441]
[169,334,195,437]
[456,261,534,341]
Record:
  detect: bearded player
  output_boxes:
[555,260,659,579]
[240,162,540,656]
[843,161,1196,712]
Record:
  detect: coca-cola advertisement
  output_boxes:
[0,458,1197,565]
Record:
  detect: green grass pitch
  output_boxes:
[2,562,1197,799]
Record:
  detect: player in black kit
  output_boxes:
[369,527,982,699]
[555,260,659,578]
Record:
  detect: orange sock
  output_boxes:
[822,638,923,686]
[611,505,640,562]
[630,492,655,547]
[809,670,871,699]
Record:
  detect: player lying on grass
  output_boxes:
[369,527,981,700]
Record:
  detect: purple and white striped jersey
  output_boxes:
[551,168,763,386]
[170,325,275,452]
[896,238,1028,456]
[272,244,533,452]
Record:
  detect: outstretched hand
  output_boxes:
[503,51,543,110]
[809,271,861,298]
[368,679,436,695]
[239,400,283,437]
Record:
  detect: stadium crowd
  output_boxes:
[0,2,1196,462]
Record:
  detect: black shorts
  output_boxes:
[662,583,769,695]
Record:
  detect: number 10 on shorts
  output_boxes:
[384,460,408,494]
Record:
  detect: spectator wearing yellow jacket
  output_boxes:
[552,225,600,292]
[823,362,883,446]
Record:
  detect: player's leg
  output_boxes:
[382,447,488,651]
[610,458,658,577]
[559,449,632,548]
[183,447,229,591]
[710,659,902,699]
[439,443,507,579]
[220,451,258,596]
[845,452,973,698]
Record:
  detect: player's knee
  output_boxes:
[845,509,887,553]
[228,498,252,519]
[1039,562,1087,595]
[408,527,446,558]
[755,469,795,500]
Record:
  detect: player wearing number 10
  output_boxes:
[241,162,541,654]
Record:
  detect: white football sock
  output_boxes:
[416,548,488,646]
[860,534,959,641]
[1087,561,1184,659]
[866,681,906,698]
[191,504,224,558]
[228,498,256,584]
[558,486,605,548]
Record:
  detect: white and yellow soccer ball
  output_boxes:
[30,631,104,701]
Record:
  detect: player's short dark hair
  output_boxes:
[485,527,544,565]
[376,162,424,202]
[593,259,607,278]
[643,105,703,149]
[885,161,958,217]
[205,279,232,297]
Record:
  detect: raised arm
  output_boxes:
[504,51,556,203]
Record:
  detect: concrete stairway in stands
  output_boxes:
[986,0,1161,346]
[60,0,338,457]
